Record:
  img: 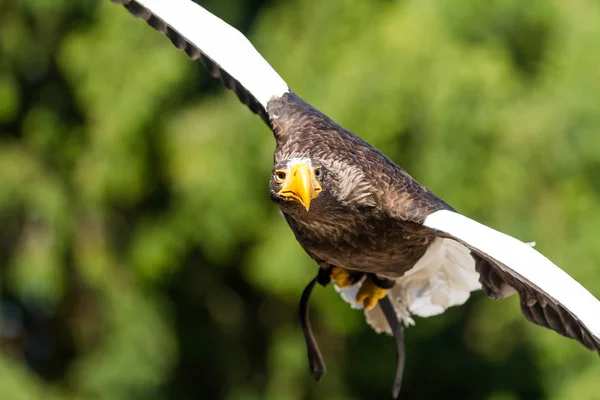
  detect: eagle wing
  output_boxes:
[423,209,600,353]
[335,162,600,353]
[112,0,289,124]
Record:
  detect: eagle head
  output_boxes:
[269,158,326,212]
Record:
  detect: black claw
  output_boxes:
[379,294,406,399]
[299,274,327,381]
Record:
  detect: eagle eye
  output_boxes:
[275,170,286,183]
[314,167,322,180]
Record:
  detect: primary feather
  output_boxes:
[113,0,289,121]
[425,210,600,349]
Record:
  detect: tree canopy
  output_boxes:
[1,0,600,399]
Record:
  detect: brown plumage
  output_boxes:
[266,92,600,353]
[268,93,446,277]
[113,0,600,397]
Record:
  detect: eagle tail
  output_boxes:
[335,236,482,334]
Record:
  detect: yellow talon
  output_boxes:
[331,266,354,288]
[356,277,388,311]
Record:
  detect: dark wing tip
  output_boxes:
[475,254,600,355]
[112,0,270,124]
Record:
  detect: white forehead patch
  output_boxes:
[285,157,313,169]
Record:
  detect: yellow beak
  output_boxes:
[279,162,322,211]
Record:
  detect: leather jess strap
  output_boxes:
[298,269,406,398]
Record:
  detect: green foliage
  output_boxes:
[1,0,600,399]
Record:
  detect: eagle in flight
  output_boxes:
[112,0,600,397]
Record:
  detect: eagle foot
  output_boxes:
[357,276,389,311]
[330,266,360,288]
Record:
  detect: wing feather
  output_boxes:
[112,0,289,122]
[336,237,481,334]
[424,209,600,352]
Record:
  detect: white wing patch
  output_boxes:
[397,238,481,317]
[134,0,289,107]
[424,209,600,340]
[336,237,481,334]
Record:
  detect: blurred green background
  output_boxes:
[1,0,600,399]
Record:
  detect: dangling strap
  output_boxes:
[300,268,406,397]
[299,273,327,381]
[379,294,406,399]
